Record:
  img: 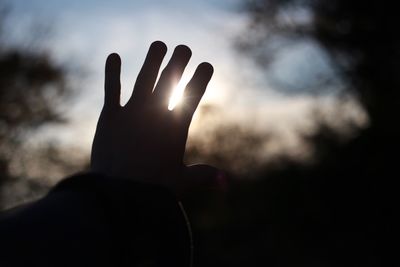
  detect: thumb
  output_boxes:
[183,164,228,193]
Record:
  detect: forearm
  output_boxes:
[0,173,192,267]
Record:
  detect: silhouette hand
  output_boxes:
[91,41,220,196]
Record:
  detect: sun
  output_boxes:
[167,74,224,111]
[168,78,188,111]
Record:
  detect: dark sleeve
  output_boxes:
[0,173,192,267]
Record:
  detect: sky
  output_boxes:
[4,0,367,161]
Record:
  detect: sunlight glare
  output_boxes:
[168,79,188,110]
[168,75,226,111]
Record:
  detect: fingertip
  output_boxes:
[106,53,121,76]
[106,53,121,65]
[175,44,192,58]
[150,41,168,54]
[198,62,214,76]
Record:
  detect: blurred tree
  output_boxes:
[181,1,398,266]
[241,0,399,140]
[220,0,398,266]
[0,3,71,209]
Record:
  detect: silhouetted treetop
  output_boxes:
[246,1,399,125]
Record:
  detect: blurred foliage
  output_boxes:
[187,106,274,177]
[0,3,74,208]
[183,1,398,266]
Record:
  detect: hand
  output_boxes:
[91,41,222,196]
